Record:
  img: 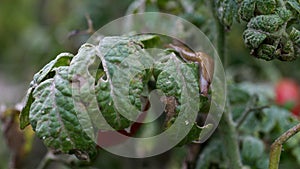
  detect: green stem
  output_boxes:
[236,105,269,129]
[219,110,243,169]
[217,22,226,65]
[37,152,54,169]
[209,1,242,168]
[210,0,227,66]
[269,123,300,169]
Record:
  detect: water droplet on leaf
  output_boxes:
[185,120,189,125]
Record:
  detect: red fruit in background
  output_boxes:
[292,102,300,116]
[275,79,300,112]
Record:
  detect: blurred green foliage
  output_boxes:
[1,0,299,100]
[0,0,131,81]
[1,0,300,169]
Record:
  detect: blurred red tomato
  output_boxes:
[275,79,300,115]
[292,102,300,116]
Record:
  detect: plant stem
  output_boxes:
[235,94,269,129]
[209,0,226,66]
[182,144,201,169]
[217,22,226,66]
[269,123,300,169]
[236,105,269,129]
[217,20,243,169]
[209,1,242,167]
[219,110,243,169]
[37,151,55,169]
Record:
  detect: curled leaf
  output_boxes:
[243,29,267,48]
[154,52,203,145]
[20,88,34,129]
[286,0,300,14]
[256,0,277,15]
[276,8,293,21]
[256,44,276,61]
[215,0,238,28]
[278,39,297,61]
[20,53,73,129]
[31,53,73,86]
[95,79,132,130]
[247,14,284,33]
[237,0,299,61]
[96,36,153,130]
[30,66,97,160]
[290,27,300,46]
[20,34,212,159]
[239,0,256,22]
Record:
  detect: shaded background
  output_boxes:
[1,0,299,106]
[1,0,300,169]
[0,0,132,106]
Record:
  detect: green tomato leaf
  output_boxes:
[239,0,256,22]
[264,106,299,133]
[294,35,300,56]
[20,87,34,129]
[21,34,210,159]
[260,109,277,133]
[292,146,300,165]
[290,27,300,46]
[228,85,251,104]
[68,43,103,139]
[196,139,224,169]
[287,0,300,14]
[241,136,265,162]
[278,38,297,61]
[154,52,199,98]
[238,0,299,61]
[255,154,269,169]
[30,66,97,160]
[131,34,160,48]
[256,0,277,15]
[215,0,238,28]
[257,44,276,61]
[95,79,132,130]
[276,7,293,21]
[96,36,153,130]
[247,14,284,33]
[243,29,267,48]
[20,53,73,129]
[155,52,203,144]
[32,52,73,86]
